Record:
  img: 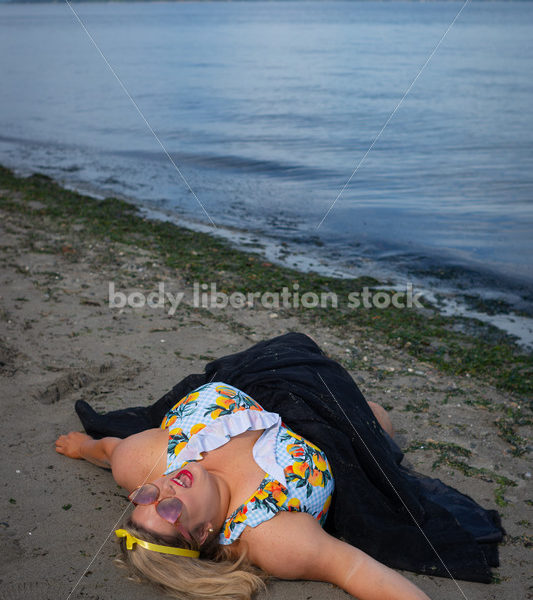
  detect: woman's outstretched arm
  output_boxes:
[55,428,168,490]
[244,512,431,600]
[55,432,121,469]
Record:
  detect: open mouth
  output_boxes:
[171,469,193,489]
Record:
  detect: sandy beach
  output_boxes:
[0,167,531,600]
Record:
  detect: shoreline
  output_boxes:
[1,165,531,395]
[4,157,533,351]
[0,163,531,599]
[140,203,533,348]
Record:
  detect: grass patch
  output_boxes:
[405,439,517,506]
[402,398,430,413]
[464,398,532,456]
[494,418,529,457]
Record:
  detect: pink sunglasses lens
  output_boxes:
[129,484,159,505]
[156,497,183,524]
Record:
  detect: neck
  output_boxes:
[210,468,233,530]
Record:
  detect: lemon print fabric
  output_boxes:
[160,381,335,545]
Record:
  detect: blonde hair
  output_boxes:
[114,517,267,600]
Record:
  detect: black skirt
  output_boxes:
[75,332,504,583]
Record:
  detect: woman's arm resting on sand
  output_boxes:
[55,432,121,469]
[55,428,168,490]
[244,512,431,600]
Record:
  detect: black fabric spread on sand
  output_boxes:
[75,332,504,582]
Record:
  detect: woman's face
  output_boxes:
[130,462,221,544]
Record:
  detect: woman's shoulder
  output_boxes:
[238,511,338,579]
[110,428,169,491]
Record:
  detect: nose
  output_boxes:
[158,477,178,500]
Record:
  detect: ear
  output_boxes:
[196,522,215,545]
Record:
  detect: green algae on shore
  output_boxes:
[403,439,517,507]
[0,165,531,397]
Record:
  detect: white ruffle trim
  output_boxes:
[165,409,287,487]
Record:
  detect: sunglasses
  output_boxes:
[128,483,184,526]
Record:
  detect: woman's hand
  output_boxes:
[55,432,121,469]
[55,431,93,459]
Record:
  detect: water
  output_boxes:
[1,1,532,346]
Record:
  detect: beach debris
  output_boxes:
[37,371,93,405]
[0,337,21,377]
[79,297,101,307]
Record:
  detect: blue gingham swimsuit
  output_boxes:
[160,382,334,545]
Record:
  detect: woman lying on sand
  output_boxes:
[56,333,503,600]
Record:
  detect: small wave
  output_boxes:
[113,148,338,181]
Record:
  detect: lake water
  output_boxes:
[1,1,532,344]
